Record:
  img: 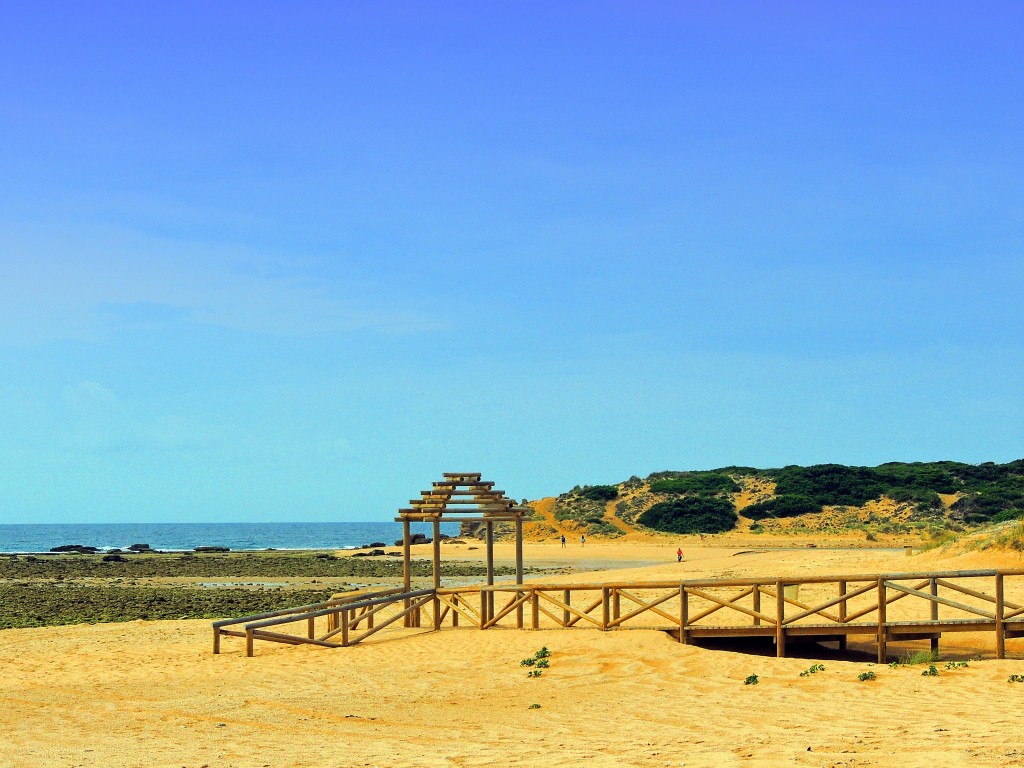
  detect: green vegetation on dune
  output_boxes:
[580,459,1024,536]
[638,497,737,534]
[760,461,1024,521]
[552,485,625,537]
[742,494,822,520]
[577,485,619,501]
[648,473,739,496]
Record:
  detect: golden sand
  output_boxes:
[3,542,1024,768]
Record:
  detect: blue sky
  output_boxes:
[1,2,1021,523]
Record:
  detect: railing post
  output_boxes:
[837,580,847,651]
[485,521,495,624]
[341,608,350,647]
[432,519,442,631]
[402,519,412,627]
[307,616,315,639]
[451,594,459,628]
[515,516,524,629]
[602,587,610,630]
[752,584,760,626]
[367,605,375,630]
[532,589,540,629]
[246,628,254,658]
[481,588,489,629]
[562,589,571,627]
[213,628,221,655]
[996,572,1006,660]
[612,588,621,624]
[876,578,887,664]
[679,584,688,644]
[929,577,939,653]
[775,580,785,657]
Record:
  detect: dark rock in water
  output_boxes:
[50,544,99,554]
[107,548,123,554]
[393,533,432,546]
[194,546,230,553]
[102,554,125,562]
[363,542,387,549]
[127,543,152,552]
[438,533,451,541]
[368,549,386,556]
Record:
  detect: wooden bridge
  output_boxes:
[213,568,1024,661]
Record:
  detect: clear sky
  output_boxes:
[1,2,1021,523]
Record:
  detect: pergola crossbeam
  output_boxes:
[396,472,527,628]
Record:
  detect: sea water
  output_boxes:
[0,521,463,553]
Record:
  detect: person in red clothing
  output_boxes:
[676,548,683,562]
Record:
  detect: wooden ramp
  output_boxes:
[214,568,1024,661]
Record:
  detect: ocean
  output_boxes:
[0,522,464,554]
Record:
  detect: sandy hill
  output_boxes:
[513,460,1024,547]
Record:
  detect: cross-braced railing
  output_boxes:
[215,569,1024,660]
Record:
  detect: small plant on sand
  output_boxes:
[945,661,969,670]
[858,671,876,682]
[921,665,939,677]
[799,664,825,677]
[743,674,759,685]
[527,669,543,678]
[891,650,938,668]
[534,646,551,659]
[535,658,550,669]
[520,657,537,667]
[1008,674,1024,683]
[528,703,541,709]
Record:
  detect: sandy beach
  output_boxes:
[4,540,1024,768]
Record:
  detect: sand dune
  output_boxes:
[3,542,1024,768]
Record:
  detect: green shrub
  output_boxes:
[991,509,1024,524]
[921,665,939,677]
[858,671,876,681]
[772,464,888,507]
[649,474,739,496]
[743,674,759,685]
[742,494,822,520]
[638,497,738,534]
[579,485,619,501]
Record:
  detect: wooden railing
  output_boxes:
[212,587,433,657]
[215,569,1024,660]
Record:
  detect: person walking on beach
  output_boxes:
[560,534,566,548]
[676,547,683,563]
[580,534,586,547]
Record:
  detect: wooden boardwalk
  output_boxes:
[214,568,1024,661]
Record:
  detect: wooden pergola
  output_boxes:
[396,472,530,627]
